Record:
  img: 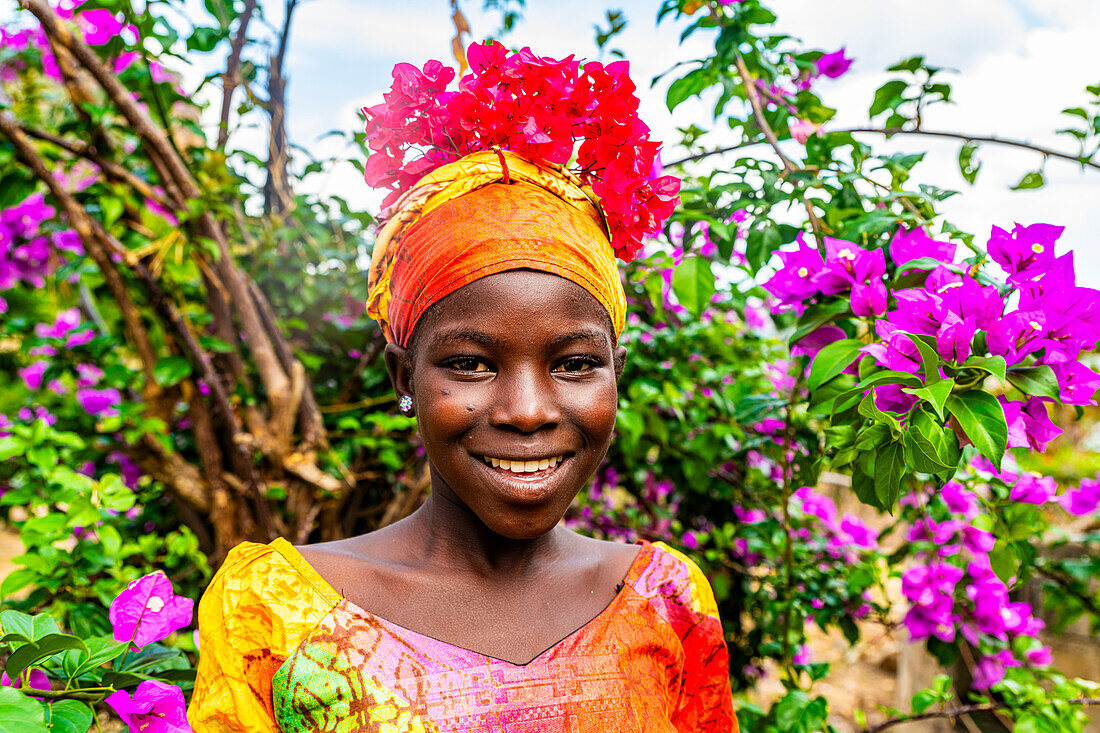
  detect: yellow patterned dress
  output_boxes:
[188,538,738,732]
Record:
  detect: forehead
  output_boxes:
[416,270,614,345]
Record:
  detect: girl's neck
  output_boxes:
[405,490,569,580]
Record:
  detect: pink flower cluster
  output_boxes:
[362,41,681,261]
[1,1,135,83]
[900,474,1061,690]
[0,194,81,312]
[764,224,1100,444]
[104,571,193,732]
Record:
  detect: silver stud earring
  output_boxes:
[398,395,413,414]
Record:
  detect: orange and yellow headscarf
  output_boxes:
[365,150,627,347]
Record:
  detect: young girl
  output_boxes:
[189,44,737,733]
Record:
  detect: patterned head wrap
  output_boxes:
[366,150,627,347]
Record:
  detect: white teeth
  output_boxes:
[482,455,564,473]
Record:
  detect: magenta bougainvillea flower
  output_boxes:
[972,649,1021,690]
[762,232,825,310]
[77,387,122,418]
[17,361,47,392]
[105,680,190,733]
[902,562,963,642]
[1009,473,1057,505]
[109,571,194,648]
[987,223,1062,281]
[1,669,50,700]
[1057,478,1100,516]
[815,48,852,79]
[889,227,956,268]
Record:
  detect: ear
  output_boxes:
[384,343,414,413]
[613,344,628,382]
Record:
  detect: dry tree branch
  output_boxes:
[0,110,159,387]
[218,0,258,149]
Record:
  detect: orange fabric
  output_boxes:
[188,539,739,732]
[366,150,626,347]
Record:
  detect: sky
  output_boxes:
[190,0,1100,286]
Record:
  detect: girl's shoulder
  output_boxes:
[198,539,342,641]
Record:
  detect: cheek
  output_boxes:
[568,380,619,442]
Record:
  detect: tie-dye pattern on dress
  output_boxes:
[189,538,737,733]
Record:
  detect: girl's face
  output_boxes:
[388,270,626,540]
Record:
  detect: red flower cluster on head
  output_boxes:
[362,41,680,262]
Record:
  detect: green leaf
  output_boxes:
[873,441,905,510]
[186,26,223,52]
[100,196,123,227]
[670,256,716,318]
[912,689,938,715]
[945,391,1008,465]
[869,79,908,117]
[1011,170,1045,190]
[887,55,925,73]
[958,142,981,184]
[666,67,714,111]
[0,687,47,733]
[0,570,36,603]
[44,701,92,733]
[0,437,23,461]
[5,634,86,684]
[807,339,863,391]
[989,539,1018,585]
[902,333,942,384]
[1006,364,1060,399]
[902,377,955,420]
[153,356,193,387]
[744,226,781,274]
[63,637,128,678]
[903,410,960,474]
[960,355,1006,382]
[0,612,35,641]
[858,393,902,438]
[789,299,849,345]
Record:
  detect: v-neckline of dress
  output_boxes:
[270,536,654,668]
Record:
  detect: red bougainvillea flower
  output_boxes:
[106,680,191,733]
[109,571,194,649]
[361,41,680,261]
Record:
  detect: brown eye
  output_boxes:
[553,356,599,373]
[449,357,491,373]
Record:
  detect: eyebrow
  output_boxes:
[428,328,610,350]
[431,328,506,348]
[548,329,611,350]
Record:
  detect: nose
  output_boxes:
[488,366,561,433]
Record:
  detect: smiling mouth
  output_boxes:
[479,455,564,474]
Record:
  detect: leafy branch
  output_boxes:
[861,698,1100,733]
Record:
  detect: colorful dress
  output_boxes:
[189,538,738,732]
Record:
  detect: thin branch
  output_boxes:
[218,0,258,148]
[671,127,1100,172]
[734,53,796,174]
[862,698,1100,733]
[838,127,1100,171]
[20,125,172,208]
[733,53,822,237]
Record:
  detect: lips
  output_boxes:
[472,452,571,504]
